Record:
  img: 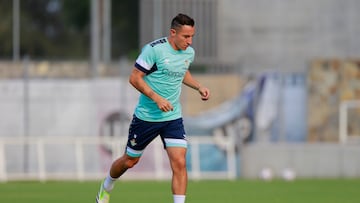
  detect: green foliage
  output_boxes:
[0,0,139,60]
[111,0,139,60]
[0,0,13,58]
[62,1,89,30]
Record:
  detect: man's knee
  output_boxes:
[171,157,187,172]
[176,157,186,168]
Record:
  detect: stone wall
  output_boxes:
[308,59,360,142]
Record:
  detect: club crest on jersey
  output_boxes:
[184,60,189,66]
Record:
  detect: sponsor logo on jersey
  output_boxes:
[162,68,185,78]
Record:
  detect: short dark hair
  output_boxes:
[171,13,195,30]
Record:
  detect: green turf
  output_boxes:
[1,179,359,203]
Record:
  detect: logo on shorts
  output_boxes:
[130,134,137,146]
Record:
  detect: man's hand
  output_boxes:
[154,96,174,112]
[198,86,210,101]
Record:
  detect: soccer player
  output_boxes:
[95,13,210,203]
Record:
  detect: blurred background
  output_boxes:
[0,0,359,182]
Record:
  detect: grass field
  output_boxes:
[1,179,360,203]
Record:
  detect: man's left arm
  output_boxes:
[182,70,210,101]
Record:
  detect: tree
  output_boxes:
[0,0,139,60]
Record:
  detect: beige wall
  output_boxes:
[182,74,247,116]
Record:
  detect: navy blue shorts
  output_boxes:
[126,115,187,157]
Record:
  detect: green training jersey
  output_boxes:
[133,37,195,122]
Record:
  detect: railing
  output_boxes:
[0,135,237,182]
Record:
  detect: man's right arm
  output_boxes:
[129,68,174,112]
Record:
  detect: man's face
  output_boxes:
[170,25,195,50]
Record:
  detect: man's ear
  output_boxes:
[170,28,177,36]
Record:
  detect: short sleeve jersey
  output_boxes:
[134,37,195,122]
